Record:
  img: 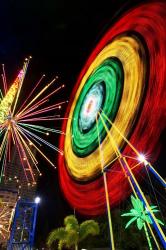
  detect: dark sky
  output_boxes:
[0,0,165,247]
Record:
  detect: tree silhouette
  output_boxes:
[47,214,99,250]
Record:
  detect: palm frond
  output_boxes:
[125,216,137,229]
[121,212,135,217]
[131,196,138,209]
[150,205,158,209]
[156,218,165,226]
[130,208,141,217]
[64,215,79,231]
[58,240,65,250]
[79,220,99,242]
[143,214,152,224]
[145,207,159,214]
[47,215,100,249]
[131,195,143,212]
[136,218,144,230]
[150,209,160,213]
[66,229,79,247]
[47,227,67,247]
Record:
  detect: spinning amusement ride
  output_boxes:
[59,1,166,249]
[0,1,165,249]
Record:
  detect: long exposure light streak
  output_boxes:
[99,111,165,248]
[59,1,166,216]
[0,58,66,183]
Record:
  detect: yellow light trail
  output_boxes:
[99,111,164,249]
[96,116,115,250]
[101,111,166,187]
[64,35,146,180]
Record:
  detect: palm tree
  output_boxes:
[121,195,164,250]
[47,214,100,250]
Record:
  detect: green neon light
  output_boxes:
[72,57,124,157]
[121,195,164,250]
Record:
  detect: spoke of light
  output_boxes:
[18,78,57,116]
[0,59,65,183]
[19,123,65,135]
[18,116,70,122]
[18,86,65,119]
[15,127,38,165]
[12,125,35,181]
[18,104,62,120]
[17,125,63,154]
[2,64,7,95]
[17,74,45,114]
[17,98,49,119]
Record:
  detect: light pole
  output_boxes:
[31,197,41,247]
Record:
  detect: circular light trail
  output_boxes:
[66,36,146,180]
[59,1,166,215]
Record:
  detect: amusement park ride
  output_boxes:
[58,1,166,249]
[0,1,166,250]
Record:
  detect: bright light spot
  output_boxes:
[35,197,40,204]
[137,154,148,166]
[0,225,3,228]
[46,132,49,136]
[138,154,145,162]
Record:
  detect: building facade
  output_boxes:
[0,189,18,246]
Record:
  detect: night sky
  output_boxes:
[0,0,165,247]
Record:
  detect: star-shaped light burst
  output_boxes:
[0,57,66,184]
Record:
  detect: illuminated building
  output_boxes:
[0,189,17,246]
